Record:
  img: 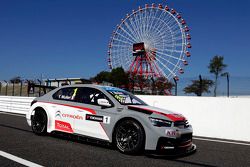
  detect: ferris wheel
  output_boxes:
[107,3,191,81]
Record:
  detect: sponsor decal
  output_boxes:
[62,114,83,120]
[86,114,111,124]
[86,114,103,122]
[55,110,83,120]
[103,116,111,124]
[55,120,73,133]
[55,111,61,118]
[165,129,179,137]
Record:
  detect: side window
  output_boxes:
[53,87,78,101]
[75,87,112,107]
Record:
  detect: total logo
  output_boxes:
[55,120,73,133]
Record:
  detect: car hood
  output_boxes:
[127,105,186,121]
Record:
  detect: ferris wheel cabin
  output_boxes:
[132,42,146,56]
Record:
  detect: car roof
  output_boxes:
[55,84,125,92]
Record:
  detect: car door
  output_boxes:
[73,87,114,141]
[52,87,79,133]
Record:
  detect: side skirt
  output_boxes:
[50,130,112,146]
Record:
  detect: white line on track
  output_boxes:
[194,137,250,146]
[0,150,43,167]
[0,112,25,117]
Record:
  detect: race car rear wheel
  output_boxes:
[31,109,47,135]
[115,119,145,154]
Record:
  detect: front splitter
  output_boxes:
[145,144,197,157]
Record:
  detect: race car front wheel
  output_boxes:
[115,119,145,154]
[31,110,47,135]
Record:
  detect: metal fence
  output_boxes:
[0,80,55,97]
[0,78,92,97]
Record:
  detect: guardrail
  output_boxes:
[0,96,34,114]
[0,95,250,142]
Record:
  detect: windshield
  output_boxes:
[105,89,147,105]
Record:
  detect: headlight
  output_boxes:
[149,117,172,127]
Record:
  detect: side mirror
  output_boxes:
[97,99,111,107]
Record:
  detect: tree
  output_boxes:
[155,77,174,95]
[10,76,21,84]
[92,71,111,84]
[92,67,129,88]
[110,67,129,88]
[184,78,214,96]
[132,75,150,94]
[208,55,227,97]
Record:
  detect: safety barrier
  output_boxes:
[0,96,34,114]
[0,95,250,142]
[137,95,250,142]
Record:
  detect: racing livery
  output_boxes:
[26,84,196,155]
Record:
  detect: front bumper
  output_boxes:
[147,133,196,156]
[157,138,196,155]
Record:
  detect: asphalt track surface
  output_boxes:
[1,112,250,167]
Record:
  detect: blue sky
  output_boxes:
[0,0,250,81]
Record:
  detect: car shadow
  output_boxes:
[49,131,114,150]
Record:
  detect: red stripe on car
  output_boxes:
[128,105,185,121]
[39,101,96,114]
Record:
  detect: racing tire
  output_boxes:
[114,119,145,154]
[31,110,47,135]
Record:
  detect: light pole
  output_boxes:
[199,75,203,96]
[222,72,230,97]
[173,77,178,96]
[226,73,230,97]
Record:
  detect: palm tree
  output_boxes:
[183,77,214,96]
[208,55,227,97]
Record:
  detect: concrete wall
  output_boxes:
[137,95,250,142]
[1,95,250,142]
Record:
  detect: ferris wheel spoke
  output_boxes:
[112,37,133,46]
[128,12,143,41]
[149,12,169,34]
[134,13,145,41]
[128,17,143,41]
[156,47,183,54]
[142,10,148,39]
[154,57,176,77]
[147,9,159,37]
[118,26,141,44]
[111,43,131,47]
[155,49,184,61]
[134,12,143,41]
[155,52,182,70]
[122,20,141,42]
[114,31,137,44]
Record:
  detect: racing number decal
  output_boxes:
[86,114,110,124]
[103,116,110,124]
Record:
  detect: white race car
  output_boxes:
[26,84,196,155]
